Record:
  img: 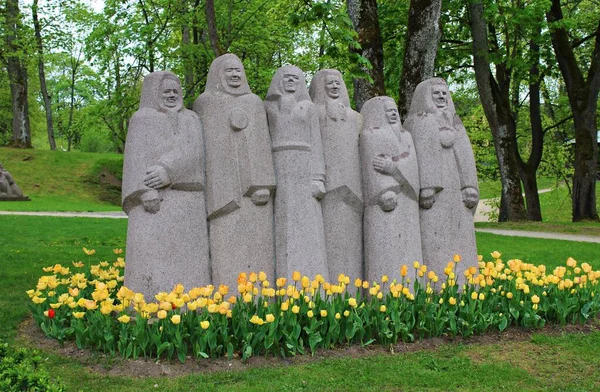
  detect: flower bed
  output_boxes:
[27,249,600,363]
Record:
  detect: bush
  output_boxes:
[0,342,65,392]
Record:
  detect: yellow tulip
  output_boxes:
[343,310,350,317]
[320,309,327,317]
[292,305,300,314]
[449,297,457,306]
[379,305,386,312]
[171,315,181,325]
[478,293,485,301]
[258,271,267,282]
[73,312,85,319]
[292,271,301,281]
[157,310,167,320]
[118,314,131,323]
[82,247,96,256]
[348,297,357,307]
[281,302,289,311]
[200,320,210,330]
[307,310,314,318]
[266,314,275,323]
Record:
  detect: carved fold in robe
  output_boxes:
[194,54,276,290]
[122,71,210,302]
[309,69,363,281]
[403,78,479,282]
[360,96,422,282]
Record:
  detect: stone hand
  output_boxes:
[372,155,393,174]
[312,180,325,200]
[378,190,397,212]
[144,165,171,189]
[462,187,479,209]
[419,188,436,209]
[251,189,270,206]
[141,189,161,214]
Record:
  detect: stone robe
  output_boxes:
[194,54,276,290]
[360,97,421,283]
[122,71,210,302]
[309,70,363,281]
[266,66,328,281]
[403,78,479,282]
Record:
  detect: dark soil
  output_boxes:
[17,316,599,378]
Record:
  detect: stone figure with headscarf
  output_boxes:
[309,69,363,281]
[122,71,211,301]
[265,65,328,281]
[360,96,422,282]
[403,78,479,282]
[194,54,276,290]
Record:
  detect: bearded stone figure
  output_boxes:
[309,69,363,281]
[403,78,479,283]
[122,71,211,301]
[194,54,276,290]
[265,66,328,281]
[360,96,422,282]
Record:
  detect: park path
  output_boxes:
[474,188,553,222]
[1,209,599,243]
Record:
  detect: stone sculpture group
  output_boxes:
[122,54,479,301]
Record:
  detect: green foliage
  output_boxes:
[0,342,65,391]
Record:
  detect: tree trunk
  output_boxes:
[546,0,600,222]
[5,0,32,148]
[469,0,527,221]
[206,0,224,57]
[398,0,442,120]
[32,0,56,151]
[517,37,544,221]
[346,0,385,110]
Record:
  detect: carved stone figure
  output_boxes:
[122,71,211,302]
[265,65,329,281]
[0,163,29,201]
[309,69,363,281]
[360,96,422,282]
[403,78,479,283]
[194,54,276,290]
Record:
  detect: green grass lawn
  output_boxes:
[2,215,600,391]
[0,147,123,211]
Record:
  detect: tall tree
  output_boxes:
[468,0,528,221]
[347,0,385,110]
[398,0,442,119]
[4,0,31,148]
[546,0,600,222]
[32,0,56,150]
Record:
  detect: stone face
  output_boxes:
[122,71,211,302]
[265,65,329,281]
[360,96,422,282]
[193,54,276,290]
[0,163,30,201]
[309,69,363,281]
[403,78,479,283]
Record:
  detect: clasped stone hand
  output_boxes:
[251,189,270,205]
[144,165,171,189]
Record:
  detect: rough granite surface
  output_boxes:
[194,54,276,290]
[360,96,422,282]
[122,71,211,302]
[403,78,479,284]
[265,65,329,282]
[309,69,364,281]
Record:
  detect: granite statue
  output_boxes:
[122,71,211,302]
[360,96,422,282]
[309,69,363,281]
[403,78,479,283]
[0,163,29,201]
[194,54,276,290]
[265,65,329,281]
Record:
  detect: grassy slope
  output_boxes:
[2,215,600,391]
[0,147,123,211]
